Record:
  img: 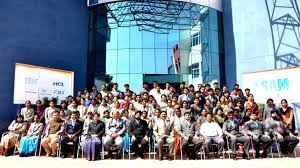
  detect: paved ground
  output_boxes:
[0,155,300,168]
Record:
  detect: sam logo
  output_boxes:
[53,82,64,86]
[261,78,289,91]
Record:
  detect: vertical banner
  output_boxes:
[13,63,74,104]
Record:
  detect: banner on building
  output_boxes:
[13,63,74,104]
[242,67,300,104]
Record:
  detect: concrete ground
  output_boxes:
[1,155,300,168]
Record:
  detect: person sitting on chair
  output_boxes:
[153,111,175,161]
[19,115,44,157]
[60,111,83,159]
[265,109,299,157]
[83,113,105,161]
[0,114,26,156]
[223,111,250,160]
[200,113,224,158]
[41,111,64,157]
[178,111,202,160]
[128,110,149,159]
[104,110,126,159]
[245,113,272,158]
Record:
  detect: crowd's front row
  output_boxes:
[0,109,299,161]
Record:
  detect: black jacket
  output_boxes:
[128,119,149,140]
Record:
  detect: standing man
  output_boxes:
[223,111,250,160]
[245,113,272,158]
[128,111,149,159]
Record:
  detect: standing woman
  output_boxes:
[19,115,44,156]
[0,115,26,156]
[44,100,58,123]
[35,100,45,123]
[83,113,105,161]
[279,99,296,135]
[20,100,34,123]
[78,98,88,119]
[60,100,71,119]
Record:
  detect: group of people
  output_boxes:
[0,81,299,161]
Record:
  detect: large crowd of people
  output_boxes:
[0,81,299,161]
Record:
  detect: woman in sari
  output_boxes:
[19,115,44,156]
[83,113,105,161]
[0,115,26,156]
[34,100,45,123]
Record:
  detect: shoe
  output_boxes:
[45,153,51,157]
[255,155,260,159]
[261,153,268,158]
[159,157,163,161]
[167,156,172,161]
[73,155,77,159]
[61,155,66,159]
[140,154,145,159]
[232,154,237,160]
[51,154,57,157]
[242,155,250,160]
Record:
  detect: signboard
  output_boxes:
[242,67,300,103]
[13,63,74,104]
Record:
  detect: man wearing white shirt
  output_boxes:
[133,95,143,111]
[200,114,224,158]
[150,85,164,104]
[100,85,108,98]
[111,83,121,97]
[178,88,193,104]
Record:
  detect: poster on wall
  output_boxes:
[13,63,74,104]
[242,67,300,104]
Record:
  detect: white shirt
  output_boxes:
[20,107,34,122]
[87,104,98,114]
[98,105,110,118]
[77,105,87,119]
[200,121,223,137]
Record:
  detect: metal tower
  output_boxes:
[265,0,300,68]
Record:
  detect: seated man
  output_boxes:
[41,111,64,157]
[200,114,224,158]
[60,111,83,158]
[223,111,250,160]
[153,111,175,161]
[178,112,202,159]
[104,110,126,159]
[245,113,272,158]
[265,109,299,157]
[128,111,149,159]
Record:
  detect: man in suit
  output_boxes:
[245,113,272,158]
[178,111,202,159]
[128,111,149,159]
[265,109,299,156]
[153,111,175,161]
[200,113,224,158]
[223,111,250,160]
[60,111,83,158]
[104,110,126,159]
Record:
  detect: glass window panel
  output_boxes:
[209,30,219,53]
[130,74,143,93]
[106,50,117,74]
[168,30,179,49]
[117,49,129,73]
[209,9,218,31]
[116,74,130,92]
[107,27,118,50]
[155,33,168,49]
[155,49,168,74]
[143,31,154,48]
[130,25,142,48]
[118,26,130,49]
[130,49,143,73]
[142,49,155,74]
